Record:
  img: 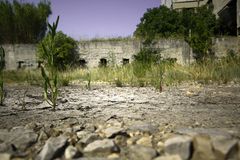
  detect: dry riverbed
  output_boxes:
[0,82,240,159]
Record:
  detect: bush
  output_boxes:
[37,31,78,70]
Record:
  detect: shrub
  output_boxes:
[38,31,78,70]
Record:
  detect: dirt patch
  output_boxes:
[1,83,240,131]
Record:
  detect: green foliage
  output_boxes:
[134,6,183,40]
[134,5,217,61]
[40,16,60,111]
[38,31,78,70]
[0,0,51,43]
[0,46,5,105]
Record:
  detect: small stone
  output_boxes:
[136,135,152,147]
[38,130,48,142]
[212,136,238,160]
[114,135,128,147]
[76,131,89,139]
[80,133,99,144]
[64,145,81,159]
[127,137,139,145]
[192,135,216,160]
[102,127,125,138]
[107,153,120,159]
[84,139,118,153]
[157,141,164,153]
[129,145,157,160]
[164,136,192,160]
[36,135,68,160]
[0,153,11,160]
[128,123,157,134]
[154,155,182,160]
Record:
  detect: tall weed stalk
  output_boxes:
[40,16,60,111]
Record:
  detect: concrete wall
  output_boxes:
[213,37,240,57]
[78,39,193,67]
[1,37,239,70]
[3,44,37,70]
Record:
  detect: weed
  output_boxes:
[0,46,5,105]
[40,16,60,111]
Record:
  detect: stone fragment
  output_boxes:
[191,135,216,160]
[36,135,68,160]
[154,155,182,160]
[157,141,164,153]
[84,139,118,153]
[102,127,125,138]
[128,123,157,134]
[0,153,11,160]
[212,136,238,160]
[136,135,152,147]
[80,133,99,144]
[129,145,157,160]
[107,153,120,159]
[64,145,81,159]
[38,130,48,142]
[76,131,89,139]
[164,136,192,160]
[114,135,128,147]
[0,127,38,151]
[175,128,234,138]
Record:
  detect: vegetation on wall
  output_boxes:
[134,5,217,61]
[37,31,79,70]
[0,0,51,44]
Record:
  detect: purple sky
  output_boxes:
[24,0,160,40]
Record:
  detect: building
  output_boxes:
[212,0,240,36]
[162,0,240,36]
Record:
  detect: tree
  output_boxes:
[37,31,79,70]
[0,0,51,44]
[134,6,184,40]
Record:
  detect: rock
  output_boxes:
[80,133,99,144]
[128,123,157,134]
[175,128,235,138]
[36,135,68,160]
[64,145,81,159]
[129,145,157,160]
[76,131,89,139]
[0,143,9,152]
[84,139,118,153]
[191,136,216,160]
[154,155,182,160]
[0,127,38,151]
[38,130,48,142]
[136,135,152,147]
[72,158,108,160]
[157,141,164,153]
[107,153,120,159]
[0,153,11,160]
[164,136,192,160]
[114,135,128,147]
[102,127,125,138]
[212,136,238,160]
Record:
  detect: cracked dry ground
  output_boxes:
[0,83,240,132]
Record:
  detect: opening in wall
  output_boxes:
[99,58,107,67]
[122,58,129,65]
[79,59,87,68]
